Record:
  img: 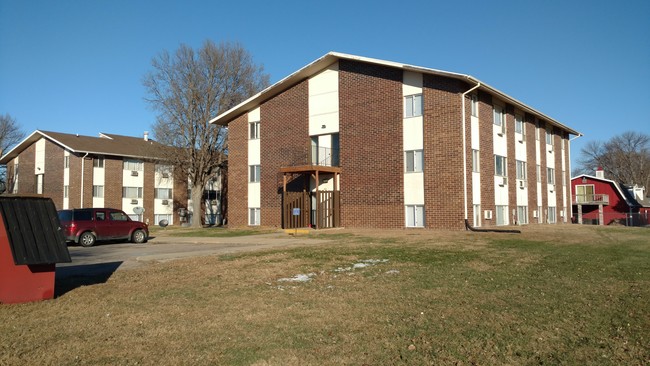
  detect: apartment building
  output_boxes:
[210,52,581,230]
[1,130,223,226]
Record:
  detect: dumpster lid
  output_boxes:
[0,196,71,265]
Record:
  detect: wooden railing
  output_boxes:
[573,194,609,205]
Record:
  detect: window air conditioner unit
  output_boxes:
[519,180,525,189]
[131,171,139,176]
[162,199,169,205]
[533,210,538,218]
[484,210,493,220]
[131,199,138,205]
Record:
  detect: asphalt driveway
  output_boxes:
[56,232,332,280]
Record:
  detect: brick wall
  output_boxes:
[143,161,155,225]
[339,59,404,228]
[43,139,64,206]
[103,156,123,209]
[525,113,538,223]
[18,144,36,194]
[505,104,517,225]
[227,114,249,227]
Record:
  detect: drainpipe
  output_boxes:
[568,134,583,221]
[461,80,481,225]
[80,152,89,207]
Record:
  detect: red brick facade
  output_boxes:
[227,114,249,227]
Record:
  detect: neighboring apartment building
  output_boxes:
[210,52,581,230]
[1,130,224,226]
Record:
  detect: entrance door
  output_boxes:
[576,185,594,203]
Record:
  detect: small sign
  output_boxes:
[292,208,300,216]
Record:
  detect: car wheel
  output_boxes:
[79,232,96,247]
[132,229,147,244]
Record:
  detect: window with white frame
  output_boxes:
[249,208,260,226]
[64,185,69,199]
[155,188,172,199]
[122,186,143,198]
[495,155,507,177]
[548,207,556,223]
[472,149,480,173]
[496,205,508,226]
[473,204,481,227]
[249,121,260,140]
[537,164,541,183]
[404,94,423,118]
[249,165,261,183]
[470,94,478,117]
[93,157,104,168]
[517,206,528,224]
[537,205,543,223]
[493,105,505,128]
[123,159,143,171]
[93,185,104,198]
[547,167,555,185]
[64,156,69,169]
[35,174,43,194]
[546,127,553,147]
[405,205,425,227]
[515,115,524,135]
[516,160,527,180]
[562,170,566,186]
[405,150,423,172]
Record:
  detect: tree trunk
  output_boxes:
[191,182,204,228]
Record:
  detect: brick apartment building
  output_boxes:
[1,130,224,226]
[210,52,581,230]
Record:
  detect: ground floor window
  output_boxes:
[473,204,481,227]
[496,205,509,225]
[517,206,528,224]
[249,208,260,226]
[64,185,69,199]
[548,206,556,223]
[93,185,104,198]
[405,205,425,227]
[537,205,543,223]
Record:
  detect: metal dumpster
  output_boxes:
[0,195,71,304]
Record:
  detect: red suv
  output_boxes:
[58,208,149,247]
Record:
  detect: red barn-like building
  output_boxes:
[571,168,650,226]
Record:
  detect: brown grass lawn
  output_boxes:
[1,225,648,365]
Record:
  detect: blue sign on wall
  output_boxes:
[292,208,301,216]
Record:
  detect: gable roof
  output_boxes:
[210,51,581,136]
[572,174,644,208]
[0,130,169,163]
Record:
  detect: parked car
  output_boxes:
[57,208,149,247]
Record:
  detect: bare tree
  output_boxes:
[0,113,25,193]
[575,131,650,191]
[143,41,269,227]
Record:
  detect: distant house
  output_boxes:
[571,168,650,226]
[210,52,581,230]
[0,130,224,226]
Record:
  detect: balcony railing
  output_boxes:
[573,194,609,205]
[310,146,339,167]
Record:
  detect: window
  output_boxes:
[517,206,528,224]
[546,127,553,148]
[493,105,505,129]
[547,167,555,185]
[95,211,106,221]
[537,164,541,183]
[548,207,556,223]
[405,150,424,172]
[110,211,129,221]
[473,204,481,227]
[404,94,423,118]
[93,157,104,168]
[64,185,69,199]
[249,208,260,226]
[495,205,508,226]
[472,149,480,173]
[494,155,507,177]
[35,174,43,194]
[123,186,143,198]
[405,205,425,227]
[562,170,566,186]
[516,160,527,180]
[93,185,104,198]
[155,188,172,199]
[249,121,260,140]
[123,159,143,171]
[515,115,524,135]
[575,185,595,203]
[535,121,541,141]
[470,94,478,117]
[249,165,261,183]
[64,156,69,169]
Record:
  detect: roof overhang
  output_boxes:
[210,51,582,137]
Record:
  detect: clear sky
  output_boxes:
[1,0,649,170]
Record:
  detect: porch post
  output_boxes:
[315,170,320,229]
[577,205,583,224]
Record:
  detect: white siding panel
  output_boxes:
[34,139,45,173]
[248,139,261,165]
[309,63,339,136]
[402,71,422,95]
[403,117,423,150]
[248,107,260,122]
[248,182,260,207]
[404,172,425,204]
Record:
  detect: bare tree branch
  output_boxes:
[0,113,25,193]
[143,41,269,227]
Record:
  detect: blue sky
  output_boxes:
[1,0,649,170]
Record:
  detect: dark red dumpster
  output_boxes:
[0,195,71,304]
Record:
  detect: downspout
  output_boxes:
[568,134,582,222]
[80,152,89,207]
[461,79,520,234]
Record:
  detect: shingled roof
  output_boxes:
[0,130,170,163]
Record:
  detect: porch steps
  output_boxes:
[284,228,311,236]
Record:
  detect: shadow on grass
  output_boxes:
[55,261,123,297]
